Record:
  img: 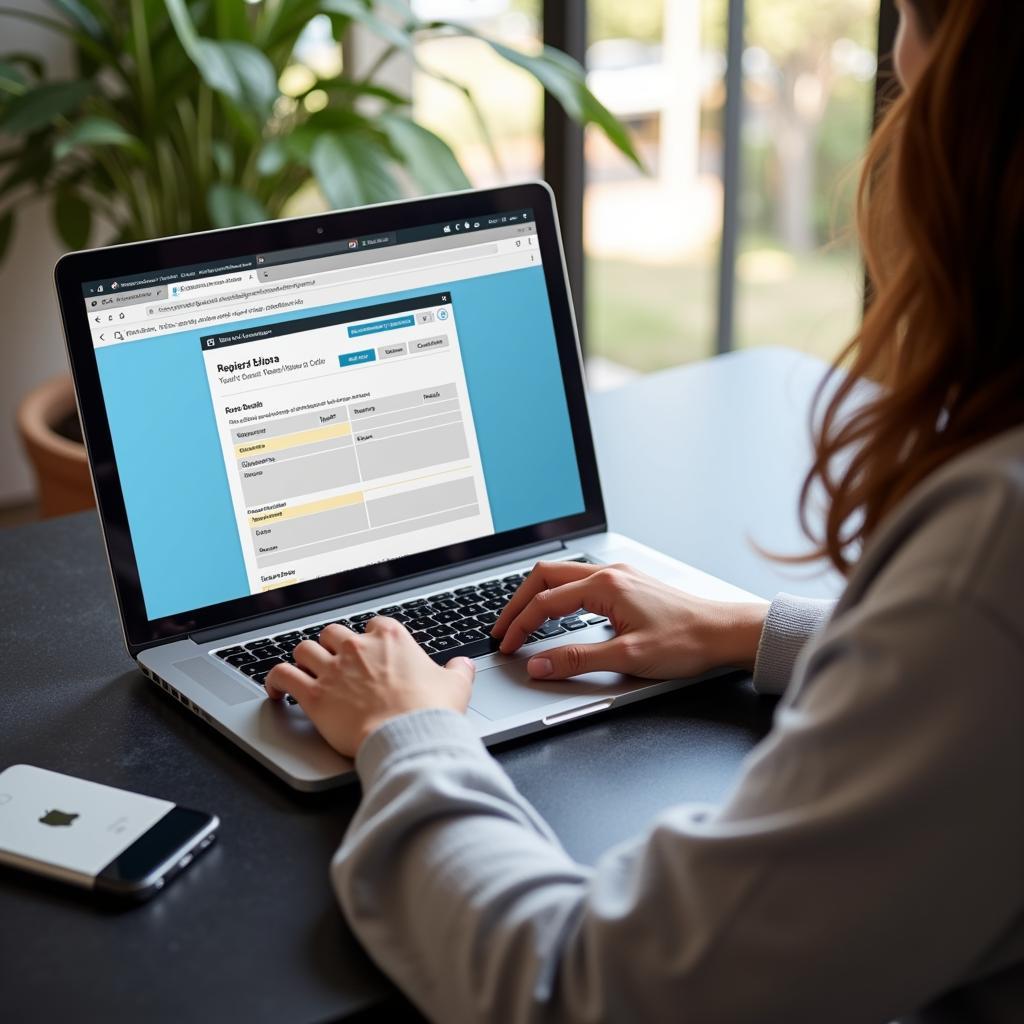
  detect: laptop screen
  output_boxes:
[80,203,586,622]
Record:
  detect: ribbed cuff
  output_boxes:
[355,707,485,784]
[752,593,836,695]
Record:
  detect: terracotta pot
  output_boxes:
[16,374,94,518]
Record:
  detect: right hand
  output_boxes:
[491,561,769,681]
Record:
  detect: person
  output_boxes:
[265,1,1024,1019]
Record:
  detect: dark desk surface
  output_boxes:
[0,348,837,1023]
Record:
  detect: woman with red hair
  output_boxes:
[268,2,1024,1019]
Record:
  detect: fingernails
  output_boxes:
[528,657,552,679]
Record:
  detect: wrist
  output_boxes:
[709,601,770,672]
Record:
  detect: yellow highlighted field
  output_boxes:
[261,579,297,592]
[249,489,365,528]
[235,421,351,459]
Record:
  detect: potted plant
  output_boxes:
[2,0,639,515]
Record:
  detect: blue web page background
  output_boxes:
[95,266,585,620]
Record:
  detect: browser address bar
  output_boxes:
[149,242,501,319]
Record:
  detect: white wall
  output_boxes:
[0,2,74,504]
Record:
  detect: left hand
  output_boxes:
[264,617,475,757]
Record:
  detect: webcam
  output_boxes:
[315,225,324,235]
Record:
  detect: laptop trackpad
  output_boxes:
[469,658,650,720]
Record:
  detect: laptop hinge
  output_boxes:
[190,538,567,645]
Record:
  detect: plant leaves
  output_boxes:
[46,0,104,39]
[0,79,91,135]
[0,60,26,95]
[310,132,398,210]
[53,116,142,159]
[0,208,14,261]
[211,139,234,178]
[319,0,415,51]
[378,114,469,195]
[53,188,91,250]
[207,182,267,228]
[256,138,288,176]
[465,32,644,170]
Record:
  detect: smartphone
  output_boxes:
[0,764,218,901]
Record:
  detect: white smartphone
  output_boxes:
[0,764,218,901]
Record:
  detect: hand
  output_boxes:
[491,560,769,681]
[264,617,475,757]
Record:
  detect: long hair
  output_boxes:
[800,0,1024,574]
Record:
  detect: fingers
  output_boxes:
[498,577,595,653]
[444,656,476,686]
[294,637,334,673]
[526,638,629,680]
[318,622,354,654]
[265,662,313,702]
[492,560,601,638]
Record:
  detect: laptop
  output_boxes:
[56,181,758,790]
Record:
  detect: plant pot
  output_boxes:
[16,374,94,518]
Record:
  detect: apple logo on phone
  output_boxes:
[39,809,78,827]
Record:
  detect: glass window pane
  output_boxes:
[736,1,877,359]
[585,0,725,387]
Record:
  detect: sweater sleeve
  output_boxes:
[751,592,835,694]
[332,595,1023,1024]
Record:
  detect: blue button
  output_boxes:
[348,315,416,338]
[339,349,376,367]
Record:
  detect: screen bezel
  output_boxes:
[56,183,606,653]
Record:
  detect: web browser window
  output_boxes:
[86,208,585,620]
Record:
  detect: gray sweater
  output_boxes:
[333,426,1024,1023]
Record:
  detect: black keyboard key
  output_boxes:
[534,621,567,640]
[351,611,376,623]
[243,637,271,650]
[429,598,459,612]
[431,591,454,601]
[276,638,302,652]
[377,605,401,615]
[427,635,502,664]
[503,574,525,584]
[583,614,609,625]
[225,652,257,666]
[474,613,499,628]
[286,695,298,705]
[273,632,302,642]
[240,656,284,676]
[457,602,486,617]
[350,621,368,634]
[432,609,462,624]
[454,594,482,608]
[407,616,438,631]
[400,598,428,610]
[479,580,504,592]
[249,645,281,660]
[301,625,323,636]
[252,671,269,686]
[452,616,481,631]
[561,617,588,631]
[482,597,507,612]
[216,646,244,659]
[426,625,455,639]
[412,632,432,645]
[385,611,411,624]
[330,619,352,628]
[455,629,486,643]
[430,635,461,652]
[453,585,478,595]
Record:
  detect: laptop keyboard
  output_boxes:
[212,561,609,695]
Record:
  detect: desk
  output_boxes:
[0,348,840,1023]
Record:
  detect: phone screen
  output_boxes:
[0,765,174,877]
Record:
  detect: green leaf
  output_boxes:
[319,0,415,51]
[211,139,234,178]
[0,208,14,261]
[53,116,142,160]
[192,39,278,113]
[0,79,91,135]
[256,138,288,176]
[166,0,278,114]
[469,34,644,170]
[53,188,91,249]
[0,60,26,95]
[207,183,267,228]
[309,132,398,210]
[46,0,104,39]
[378,114,469,195]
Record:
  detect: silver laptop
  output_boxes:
[56,182,757,790]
